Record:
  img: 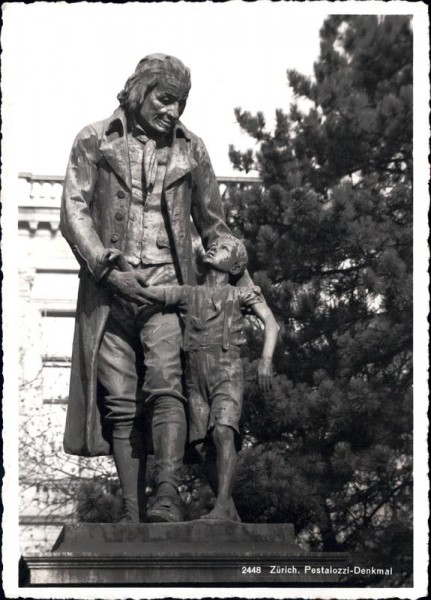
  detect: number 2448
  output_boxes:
[241,566,261,574]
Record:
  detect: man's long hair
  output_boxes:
[117,53,191,114]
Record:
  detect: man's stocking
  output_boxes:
[147,396,186,522]
[112,435,147,523]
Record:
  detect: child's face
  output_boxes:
[203,240,237,273]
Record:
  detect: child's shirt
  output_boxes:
[162,284,264,351]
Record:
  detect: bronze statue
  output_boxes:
[60,54,252,523]
[133,235,279,521]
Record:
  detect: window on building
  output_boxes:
[41,311,75,403]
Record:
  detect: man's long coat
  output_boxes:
[60,108,233,456]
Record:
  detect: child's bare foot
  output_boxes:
[200,498,241,522]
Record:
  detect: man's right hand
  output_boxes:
[104,270,151,305]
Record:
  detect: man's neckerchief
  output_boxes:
[128,114,171,193]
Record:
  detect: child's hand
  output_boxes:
[258,357,273,392]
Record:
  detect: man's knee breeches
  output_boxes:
[97,295,186,438]
[140,310,185,405]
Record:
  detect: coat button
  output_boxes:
[111,233,120,243]
[115,212,124,221]
[117,190,125,198]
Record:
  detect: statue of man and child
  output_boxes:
[61,53,279,525]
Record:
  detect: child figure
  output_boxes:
[141,235,279,522]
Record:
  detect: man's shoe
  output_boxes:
[147,495,184,523]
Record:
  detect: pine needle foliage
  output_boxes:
[226,15,412,586]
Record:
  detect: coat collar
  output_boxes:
[164,127,198,189]
[99,108,197,191]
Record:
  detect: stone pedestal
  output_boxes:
[21,522,349,586]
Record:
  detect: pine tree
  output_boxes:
[226,15,413,586]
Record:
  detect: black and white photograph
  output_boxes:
[1,1,429,598]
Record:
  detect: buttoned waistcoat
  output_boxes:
[60,108,233,456]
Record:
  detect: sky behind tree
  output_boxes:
[2,2,421,180]
[3,2,327,177]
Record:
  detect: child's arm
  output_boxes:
[138,285,166,305]
[99,250,188,308]
[249,301,280,392]
[140,284,191,312]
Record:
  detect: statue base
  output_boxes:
[21,521,349,586]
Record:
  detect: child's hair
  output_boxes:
[212,234,248,275]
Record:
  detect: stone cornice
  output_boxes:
[18,172,262,233]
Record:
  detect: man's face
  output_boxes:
[139,80,188,136]
[203,240,238,273]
